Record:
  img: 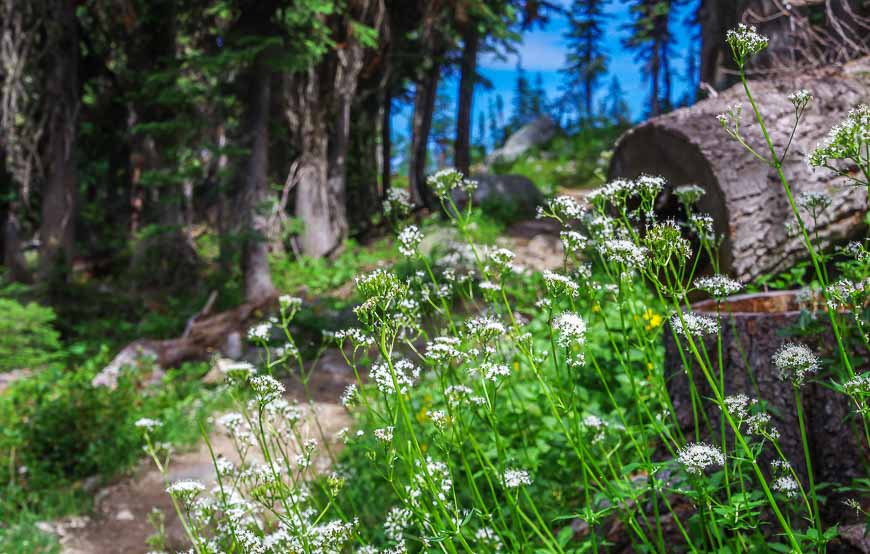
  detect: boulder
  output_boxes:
[452,174,543,220]
[486,116,557,165]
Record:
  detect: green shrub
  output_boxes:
[0,299,61,372]
[0,350,225,519]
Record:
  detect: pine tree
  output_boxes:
[531,72,547,117]
[605,76,631,125]
[511,62,531,129]
[624,0,675,116]
[561,0,608,123]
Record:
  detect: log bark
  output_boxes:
[664,291,869,525]
[609,57,870,283]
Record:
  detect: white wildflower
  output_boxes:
[671,312,718,337]
[695,275,743,298]
[503,468,532,488]
[677,442,725,476]
[772,343,820,385]
[370,359,420,395]
[398,225,423,257]
[553,312,586,348]
[134,418,161,433]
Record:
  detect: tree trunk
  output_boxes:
[39,0,79,278]
[380,89,392,198]
[608,57,870,283]
[409,62,440,207]
[238,50,276,302]
[288,0,382,257]
[664,291,868,526]
[698,0,738,92]
[454,24,479,175]
[3,206,31,283]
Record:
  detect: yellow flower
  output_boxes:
[642,308,663,331]
[416,406,428,424]
[592,304,601,313]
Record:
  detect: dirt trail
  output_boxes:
[41,221,565,554]
[44,350,355,554]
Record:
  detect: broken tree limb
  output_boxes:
[93,294,275,388]
[609,57,870,283]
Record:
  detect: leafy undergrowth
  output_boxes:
[0,354,232,552]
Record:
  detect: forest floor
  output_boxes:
[39,210,570,553]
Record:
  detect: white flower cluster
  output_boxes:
[278,295,303,312]
[475,362,511,382]
[796,191,831,214]
[333,327,374,347]
[726,23,768,59]
[374,426,394,443]
[552,312,586,348]
[560,230,587,254]
[673,184,705,205]
[597,239,647,268]
[397,225,423,257]
[383,187,412,218]
[542,270,579,298]
[788,89,813,110]
[772,475,800,499]
[250,375,285,404]
[844,373,870,397]
[677,442,725,476]
[371,359,420,395]
[539,195,582,221]
[166,479,205,505]
[465,315,506,341]
[809,104,870,169]
[723,394,755,420]
[247,321,272,341]
[671,312,718,338]
[772,343,820,385]
[426,168,476,199]
[694,275,742,298]
[340,384,358,407]
[503,467,532,488]
[134,417,161,433]
[425,336,463,364]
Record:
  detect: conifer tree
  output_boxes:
[561,0,608,122]
[624,0,675,116]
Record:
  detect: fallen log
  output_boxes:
[92,294,276,388]
[609,57,870,283]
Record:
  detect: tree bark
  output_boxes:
[664,291,868,525]
[288,0,383,257]
[379,89,392,198]
[454,23,479,175]
[3,205,31,283]
[39,0,79,278]
[238,47,276,302]
[608,57,870,283]
[698,0,738,92]
[409,62,440,207]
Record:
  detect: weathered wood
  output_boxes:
[93,295,275,388]
[609,58,870,283]
[664,291,869,525]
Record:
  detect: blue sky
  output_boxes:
[394,0,700,150]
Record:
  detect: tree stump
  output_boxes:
[609,57,870,283]
[664,291,869,525]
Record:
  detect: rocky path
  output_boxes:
[44,351,355,554]
[40,218,567,554]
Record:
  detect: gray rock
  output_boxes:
[451,173,543,220]
[486,116,557,165]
